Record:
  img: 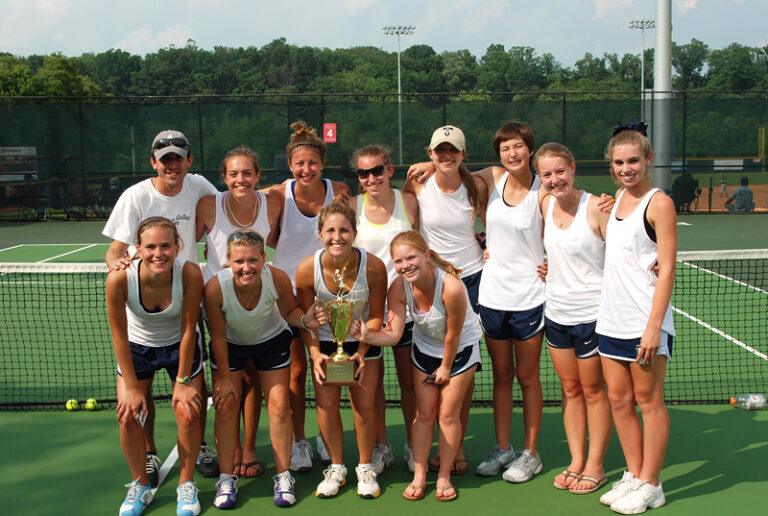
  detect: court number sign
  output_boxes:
[323,123,337,143]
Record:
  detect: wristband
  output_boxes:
[176,375,191,385]
[300,314,310,330]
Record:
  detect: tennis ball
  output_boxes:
[85,398,98,411]
[65,399,79,411]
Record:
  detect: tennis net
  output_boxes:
[1,250,766,410]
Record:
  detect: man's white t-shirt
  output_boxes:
[102,174,217,263]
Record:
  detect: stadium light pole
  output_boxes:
[383,25,415,165]
[629,19,655,122]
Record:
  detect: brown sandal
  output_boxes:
[435,484,457,502]
[402,483,426,501]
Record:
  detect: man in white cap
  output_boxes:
[103,130,220,514]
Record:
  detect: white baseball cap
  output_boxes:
[152,130,190,160]
[429,125,466,152]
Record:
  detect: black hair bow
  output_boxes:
[612,119,648,137]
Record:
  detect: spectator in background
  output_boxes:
[719,174,727,197]
[725,176,754,212]
[671,169,699,213]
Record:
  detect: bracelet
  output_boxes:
[299,314,310,330]
[175,375,191,385]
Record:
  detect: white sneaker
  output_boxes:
[476,444,516,476]
[176,481,201,516]
[290,440,313,472]
[316,465,347,498]
[316,435,331,465]
[371,443,394,475]
[600,471,641,506]
[502,449,542,483]
[213,473,238,509]
[355,464,381,499]
[611,481,665,514]
[403,442,414,473]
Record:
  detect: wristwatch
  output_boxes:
[176,375,191,385]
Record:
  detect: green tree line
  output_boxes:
[1,38,768,96]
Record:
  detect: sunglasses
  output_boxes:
[152,137,190,151]
[356,164,387,179]
[227,231,264,243]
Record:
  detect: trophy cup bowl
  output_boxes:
[322,298,357,385]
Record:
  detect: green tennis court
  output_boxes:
[1,216,767,514]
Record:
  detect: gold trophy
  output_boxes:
[322,267,358,385]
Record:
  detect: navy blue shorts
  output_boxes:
[411,342,482,377]
[598,331,674,362]
[394,320,414,348]
[121,333,204,381]
[461,270,482,314]
[319,340,383,360]
[479,303,545,341]
[545,318,599,359]
[288,325,302,340]
[210,329,293,372]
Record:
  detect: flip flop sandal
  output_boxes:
[240,459,263,478]
[435,484,458,502]
[402,483,426,501]
[569,474,607,494]
[554,470,581,490]
[232,463,242,477]
[452,458,469,475]
[428,454,440,472]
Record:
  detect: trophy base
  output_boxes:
[323,358,356,386]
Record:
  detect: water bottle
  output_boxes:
[730,394,766,410]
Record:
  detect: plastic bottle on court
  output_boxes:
[730,394,766,410]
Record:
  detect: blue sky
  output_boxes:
[0,0,764,67]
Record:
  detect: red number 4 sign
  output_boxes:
[323,123,337,143]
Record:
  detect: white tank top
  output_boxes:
[217,266,289,346]
[125,258,186,347]
[596,188,675,338]
[418,175,483,278]
[354,190,412,286]
[272,179,335,287]
[313,248,370,342]
[478,173,545,310]
[543,192,605,325]
[405,268,482,357]
[204,191,272,283]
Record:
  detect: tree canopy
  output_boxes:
[0,38,765,97]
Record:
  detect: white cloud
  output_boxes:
[675,0,699,14]
[113,24,193,56]
[593,0,633,18]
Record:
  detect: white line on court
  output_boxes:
[672,305,768,361]
[37,244,98,263]
[677,222,691,226]
[0,244,23,253]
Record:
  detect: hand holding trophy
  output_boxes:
[320,267,362,385]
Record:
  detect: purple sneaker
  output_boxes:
[213,474,238,509]
[273,471,297,507]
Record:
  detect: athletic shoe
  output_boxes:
[600,471,641,506]
[502,449,543,483]
[403,443,414,473]
[176,481,201,516]
[476,444,516,476]
[145,453,161,488]
[197,443,220,478]
[119,479,153,516]
[355,464,381,499]
[316,435,331,465]
[273,471,297,507]
[290,439,314,472]
[371,442,394,475]
[316,465,347,498]
[213,473,238,509]
[611,481,665,514]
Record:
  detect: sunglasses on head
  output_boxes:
[227,231,264,243]
[152,138,190,151]
[356,164,387,179]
